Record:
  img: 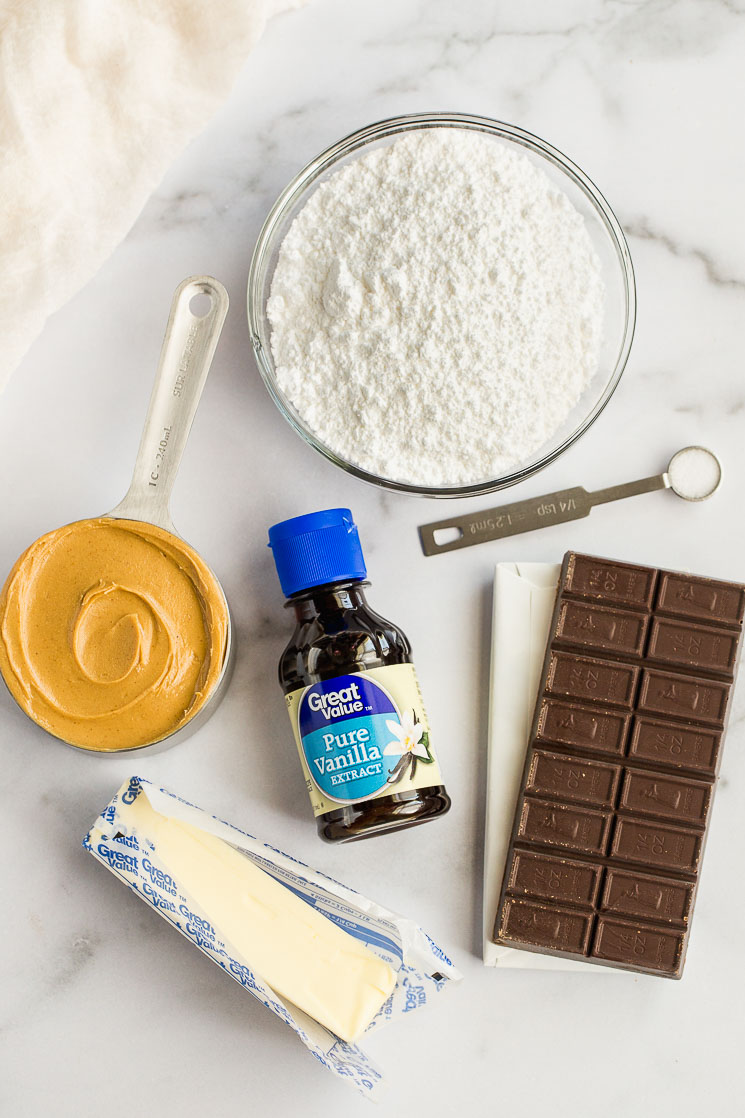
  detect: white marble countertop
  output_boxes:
[2,2,745,1115]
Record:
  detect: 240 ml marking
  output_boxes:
[149,426,172,487]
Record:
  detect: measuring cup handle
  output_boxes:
[109,276,229,532]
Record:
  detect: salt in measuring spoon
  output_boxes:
[418,446,722,556]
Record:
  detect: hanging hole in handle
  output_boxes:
[432,526,463,547]
[189,292,213,318]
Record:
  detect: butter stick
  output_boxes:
[126,794,395,1042]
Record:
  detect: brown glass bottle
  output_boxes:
[279,578,450,842]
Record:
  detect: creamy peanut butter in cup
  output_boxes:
[0,518,229,751]
[0,277,232,752]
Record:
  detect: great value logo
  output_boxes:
[121,777,142,805]
[306,681,365,719]
[402,981,426,1012]
[178,904,215,941]
[97,844,138,875]
[142,882,176,912]
[299,675,397,735]
[141,856,177,896]
[228,959,262,993]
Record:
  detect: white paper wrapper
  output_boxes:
[482,562,621,972]
[85,777,460,1096]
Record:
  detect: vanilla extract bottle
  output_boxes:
[268,508,450,843]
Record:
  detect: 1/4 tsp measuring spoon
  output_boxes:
[419,446,722,556]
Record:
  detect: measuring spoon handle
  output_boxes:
[588,472,669,506]
[419,486,593,555]
[419,472,671,555]
[108,276,229,533]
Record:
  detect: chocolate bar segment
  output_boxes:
[601,868,694,926]
[525,749,621,808]
[610,818,702,874]
[628,717,721,775]
[517,798,612,856]
[638,669,729,727]
[656,573,745,628]
[498,898,593,955]
[554,601,648,657]
[535,700,629,757]
[591,917,684,975]
[507,851,602,909]
[545,652,639,708]
[618,769,711,827]
[493,551,744,978]
[564,555,657,610]
[647,618,738,678]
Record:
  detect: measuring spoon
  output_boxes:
[419,446,722,556]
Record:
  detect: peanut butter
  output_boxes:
[0,518,228,750]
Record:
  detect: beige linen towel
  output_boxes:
[0,0,305,390]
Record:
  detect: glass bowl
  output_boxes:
[247,112,636,498]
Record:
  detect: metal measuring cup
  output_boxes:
[0,276,234,754]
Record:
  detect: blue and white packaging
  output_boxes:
[84,776,460,1097]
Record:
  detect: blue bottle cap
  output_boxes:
[267,508,367,598]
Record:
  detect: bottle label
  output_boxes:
[285,663,443,817]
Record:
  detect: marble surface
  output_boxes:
[2,1,745,1115]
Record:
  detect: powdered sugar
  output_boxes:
[267,128,604,487]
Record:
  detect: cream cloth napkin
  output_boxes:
[0,0,305,390]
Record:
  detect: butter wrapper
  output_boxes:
[85,777,460,1096]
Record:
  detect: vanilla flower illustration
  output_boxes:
[384,710,434,785]
[384,710,428,759]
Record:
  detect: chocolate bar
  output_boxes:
[493,552,745,978]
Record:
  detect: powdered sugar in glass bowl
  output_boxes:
[247,113,636,498]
